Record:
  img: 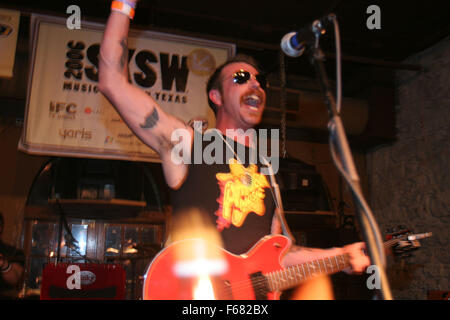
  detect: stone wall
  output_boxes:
[366,36,450,299]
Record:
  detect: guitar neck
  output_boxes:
[266,253,351,292]
[266,236,409,292]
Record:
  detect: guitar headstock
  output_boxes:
[385,226,432,258]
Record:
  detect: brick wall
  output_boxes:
[366,36,450,299]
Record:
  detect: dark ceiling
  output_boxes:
[0,0,449,147]
[2,0,449,81]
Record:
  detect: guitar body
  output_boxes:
[143,235,290,300]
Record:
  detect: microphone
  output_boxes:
[281,13,336,57]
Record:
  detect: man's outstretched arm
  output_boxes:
[98,6,191,188]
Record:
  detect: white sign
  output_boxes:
[19,14,234,162]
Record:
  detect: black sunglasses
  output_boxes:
[231,69,268,90]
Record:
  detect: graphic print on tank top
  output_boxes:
[215,158,270,230]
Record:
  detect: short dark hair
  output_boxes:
[206,54,262,115]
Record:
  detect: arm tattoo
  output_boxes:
[119,37,128,70]
[140,108,159,129]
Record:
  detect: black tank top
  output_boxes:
[171,130,275,254]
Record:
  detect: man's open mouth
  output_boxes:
[242,94,262,111]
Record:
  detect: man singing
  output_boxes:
[98,0,370,299]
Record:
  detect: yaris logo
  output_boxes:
[59,128,92,140]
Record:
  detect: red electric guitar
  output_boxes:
[143,230,431,300]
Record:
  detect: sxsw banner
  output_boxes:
[19,14,235,162]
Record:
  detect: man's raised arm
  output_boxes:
[98,3,191,188]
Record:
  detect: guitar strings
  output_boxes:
[212,256,349,298]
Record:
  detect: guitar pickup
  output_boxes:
[249,271,270,300]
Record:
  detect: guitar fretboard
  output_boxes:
[265,253,351,292]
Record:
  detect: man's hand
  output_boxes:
[342,242,371,274]
[0,254,24,287]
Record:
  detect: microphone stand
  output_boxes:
[307,41,393,300]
